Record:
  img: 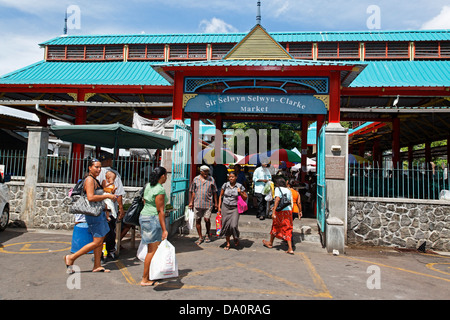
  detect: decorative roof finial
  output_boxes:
[256,0,261,25]
[63,11,68,35]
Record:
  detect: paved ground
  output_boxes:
[1,215,449,305]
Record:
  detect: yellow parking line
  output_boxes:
[115,259,138,285]
[114,253,332,298]
[341,256,450,283]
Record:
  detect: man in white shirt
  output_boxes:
[98,153,127,259]
[252,161,272,220]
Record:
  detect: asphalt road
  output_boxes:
[1,226,449,306]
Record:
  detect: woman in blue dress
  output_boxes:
[64,158,117,273]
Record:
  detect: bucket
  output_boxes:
[71,222,94,254]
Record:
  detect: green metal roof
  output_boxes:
[349,60,450,87]
[40,29,450,46]
[0,59,449,89]
[0,61,171,86]
[152,59,362,67]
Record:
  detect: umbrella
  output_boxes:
[236,153,271,165]
[264,149,302,163]
[198,148,238,164]
[349,154,369,165]
[50,123,178,165]
[51,123,178,258]
[291,158,317,172]
[271,161,296,169]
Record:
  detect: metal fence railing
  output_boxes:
[349,162,450,200]
[0,150,27,180]
[0,150,156,187]
[3,150,449,201]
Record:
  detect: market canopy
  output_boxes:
[50,123,178,150]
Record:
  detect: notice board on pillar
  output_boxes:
[325,156,345,180]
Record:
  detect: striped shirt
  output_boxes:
[189,175,217,209]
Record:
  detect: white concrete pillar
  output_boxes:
[22,126,49,227]
[324,122,348,254]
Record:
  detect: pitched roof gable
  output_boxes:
[224,24,293,60]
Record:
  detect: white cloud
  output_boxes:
[0,33,46,76]
[421,5,450,29]
[199,17,238,33]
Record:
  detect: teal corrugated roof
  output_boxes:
[152,59,363,67]
[350,60,450,87]
[40,30,450,46]
[1,59,449,88]
[0,61,171,86]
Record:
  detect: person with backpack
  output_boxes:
[262,176,294,255]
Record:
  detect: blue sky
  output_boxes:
[0,0,449,76]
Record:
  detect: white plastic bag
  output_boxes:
[136,240,147,262]
[150,239,178,280]
[439,190,450,200]
[185,206,195,230]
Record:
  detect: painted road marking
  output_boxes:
[341,256,450,283]
[114,252,332,298]
[0,241,71,254]
[426,263,450,276]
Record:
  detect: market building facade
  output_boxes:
[1,23,449,252]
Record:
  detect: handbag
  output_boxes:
[69,195,104,217]
[276,187,291,211]
[69,175,104,217]
[123,184,147,226]
[237,195,248,214]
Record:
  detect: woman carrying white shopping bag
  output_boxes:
[139,167,169,287]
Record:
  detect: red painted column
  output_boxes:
[316,114,325,141]
[328,71,341,123]
[358,142,365,157]
[71,91,86,182]
[190,113,199,181]
[214,114,223,164]
[392,117,400,169]
[301,116,308,182]
[172,72,184,120]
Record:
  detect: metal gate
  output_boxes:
[316,124,327,247]
[170,124,191,224]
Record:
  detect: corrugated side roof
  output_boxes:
[40,29,450,46]
[0,61,171,86]
[349,60,450,87]
[0,60,448,88]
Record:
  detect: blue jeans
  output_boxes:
[139,215,162,244]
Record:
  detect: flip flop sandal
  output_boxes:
[92,267,111,273]
[262,240,273,249]
[141,280,159,287]
[195,238,204,245]
[64,255,74,274]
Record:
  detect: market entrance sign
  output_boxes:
[184,94,329,114]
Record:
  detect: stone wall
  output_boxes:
[348,197,450,252]
[8,182,140,230]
